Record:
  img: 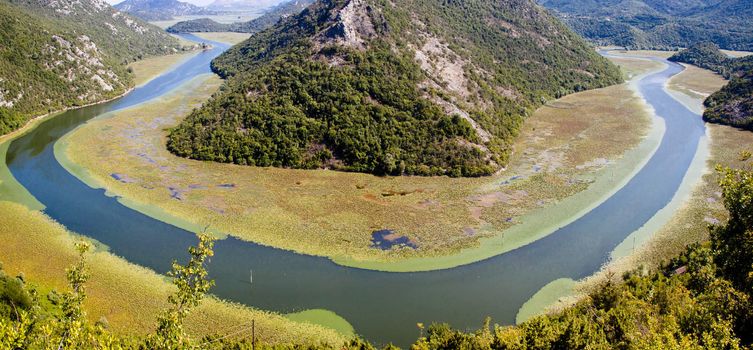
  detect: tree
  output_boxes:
[712,160,753,296]
[149,233,216,349]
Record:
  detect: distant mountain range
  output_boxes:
[0,0,183,135]
[167,0,313,33]
[114,0,218,21]
[538,0,753,50]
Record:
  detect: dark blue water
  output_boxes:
[4,44,704,347]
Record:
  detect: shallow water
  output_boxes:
[4,42,704,346]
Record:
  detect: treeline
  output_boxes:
[669,43,753,131]
[3,158,753,349]
[669,42,753,79]
[167,0,621,177]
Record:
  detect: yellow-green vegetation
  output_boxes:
[5,159,753,349]
[172,0,622,178]
[613,49,676,59]
[125,32,250,88]
[192,32,253,45]
[0,200,348,344]
[128,51,198,87]
[609,55,664,79]
[721,50,753,58]
[57,55,656,271]
[515,278,576,324]
[531,52,747,320]
[408,155,753,349]
[0,0,183,136]
[669,64,728,101]
[286,310,355,338]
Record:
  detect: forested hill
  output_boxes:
[167,0,314,33]
[704,70,753,131]
[667,43,753,131]
[669,42,753,79]
[114,0,217,21]
[0,0,184,135]
[167,0,622,177]
[538,0,753,51]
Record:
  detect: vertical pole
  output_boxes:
[252,319,255,350]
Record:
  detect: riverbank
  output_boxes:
[0,36,354,344]
[518,50,741,322]
[54,55,657,272]
[0,200,350,344]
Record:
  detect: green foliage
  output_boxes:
[168,0,621,177]
[3,161,753,348]
[666,42,753,132]
[167,17,232,32]
[669,42,753,79]
[712,162,753,297]
[149,232,216,349]
[669,42,733,76]
[406,158,753,349]
[0,0,182,136]
[0,265,33,321]
[540,0,753,51]
[703,69,753,131]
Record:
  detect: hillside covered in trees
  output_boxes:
[538,0,753,50]
[669,42,753,79]
[0,0,184,135]
[668,43,753,131]
[704,71,753,131]
[167,0,314,33]
[166,0,622,177]
[3,160,753,348]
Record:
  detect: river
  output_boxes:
[3,38,705,346]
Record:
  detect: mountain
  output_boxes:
[0,0,183,135]
[114,0,217,21]
[167,0,313,33]
[669,42,753,78]
[538,0,753,50]
[166,0,622,177]
[167,17,230,32]
[669,42,736,77]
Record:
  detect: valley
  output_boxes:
[1,31,737,344]
[2,0,753,348]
